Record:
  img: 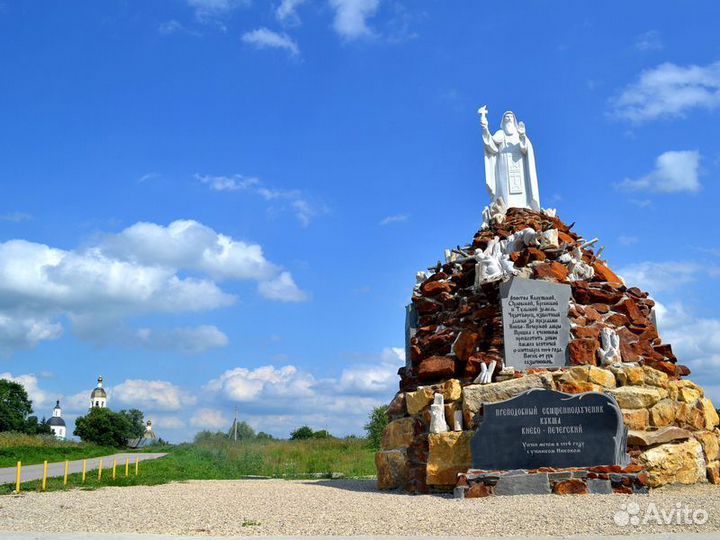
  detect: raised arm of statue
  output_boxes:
[517,122,529,155]
[482,124,498,154]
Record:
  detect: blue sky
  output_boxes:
[1,1,720,442]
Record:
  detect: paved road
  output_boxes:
[1,534,718,540]
[0,453,167,486]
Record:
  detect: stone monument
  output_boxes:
[375,107,720,497]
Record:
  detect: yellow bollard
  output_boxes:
[82,459,87,484]
[15,461,21,494]
[63,460,69,486]
[112,458,117,480]
[98,458,103,481]
[125,458,129,478]
[135,456,139,476]
[41,460,48,491]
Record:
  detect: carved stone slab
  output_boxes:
[500,277,571,370]
[471,388,629,470]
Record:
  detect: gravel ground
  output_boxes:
[1,479,719,537]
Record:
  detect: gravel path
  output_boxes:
[1,479,719,537]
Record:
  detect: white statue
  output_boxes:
[479,107,541,211]
[429,393,448,434]
[474,237,517,286]
[452,409,463,431]
[598,327,621,366]
[473,360,496,385]
[480,197,508,230]
[559,246,595,281]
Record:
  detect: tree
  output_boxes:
[365,405,389,450]
[256,431,274,441]
[290,426,315,440]
[0,379,33,432]
[227,420,256,441]
[74,408,136,447]
[312,429,332,439]
[27,416,53,435]
[119,409,145,439]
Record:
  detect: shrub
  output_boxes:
[290,426,315,440]
[364,405,389,450]
[74,408,136,447]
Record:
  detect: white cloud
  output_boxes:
[134,325,228,354]
[190,408,229,429]
[196,174,322,227]
[101,219,279,281]
[0,212,32,223]
[206,365,315,402]
[338,347,404,394]
[0,372,50,412]
[241,28,300,57]
[151,415,185,429]
[616,261,702,293]
[0,219,306,353]
[257,271,308,302]
[276,0,308,25]
[112,379,197,412]
[610,60,720,122]
[634,30,663,52]
[329,0,380,40]
[618,235,639,246]
[187,0,248,22]
[617,150,701,193]
[379,214,408,226]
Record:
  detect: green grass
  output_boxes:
[0,432,117,468]
[1,437,377,494]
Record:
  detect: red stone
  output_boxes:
[569,338,599,365]
[466,483,494,498]
[552,479,589,495]
[417,356,456,382]
[453,331,479,362]
[592,303,610,314]
[420,280,453,297]
[558,231,576,245]
[589,465,622,473]
[622,463,645,474]
[413,297,441,315]
[533,262,569,282]
[593,261,623,284]
[615,298,644,323]
[584,307,602,322]
[605,313,630,327]
[654,343,677,361]
[613,485,633,494]
[573,325,601,340]
[514,248,547,267]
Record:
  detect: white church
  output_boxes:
[46,375,108,440]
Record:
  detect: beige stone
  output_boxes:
[462,374,554,427]
[701,398,720,430]
[707,460,720,484]
[375,450,408,489]
[627,426,691,447]
[440,379,462,402]
[612,365,645,386]
[608,386,666,409]
[426,431,472,486]
[405,387,434,416]
[587,366,616,388]
[638,439,706,487]
[642,366,669,388]
[623,408,650,431]
[669,380,704,403]
[693,430,720,462]
[649,399,677,428]
[381,418,416,450]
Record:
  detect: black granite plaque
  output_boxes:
[500,277,571,370]
[471,389,629,469]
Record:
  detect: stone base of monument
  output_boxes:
[454,465,649,498]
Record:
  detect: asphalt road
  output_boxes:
[0,452,167,486]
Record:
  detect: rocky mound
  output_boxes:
[377,208,720,495]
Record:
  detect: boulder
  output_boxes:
[560,365,615,388]
[638,439,706,487]
[465,483,494,498]
[707,461,720,484]
[623,408,650,431]
[426,431,472,486]
[611,365,645,386]
[381,418,417,450]
[463,374,555,428]
[649,399,677,428]
[405,386,435,415]
[693,430,720,462]
[668,380,704,402]
[440,379,462,402]
[376,450,409,490]
[642,366,669,388]
[418,356,456,382]
[452,331,479,362]
[552,478,589,495]
[568,338,599,365]
[533,262,569,282]
[608,386,666,409]
[627,427,691,447]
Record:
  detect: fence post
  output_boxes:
[15,461,21,494]
[82,459,87,484]
[41,461,48,491]
[112,458,117,480]
[125,458,129,478]
[63,460,69,486]
[135,456,139,476]
[98,458,103,481]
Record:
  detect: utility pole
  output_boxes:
[233,406,238,442]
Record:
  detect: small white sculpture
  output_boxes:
[474,237,517,286]
[504,227,539,253]
[429,393,448,434]
[540,229,559,249]
[415,271,428,285]
[453,409,463,431]
[473,360,497,385]
[479,107,541,211]
[598,327,622,366]
[559,247,595,281]
[481,197,508,230]
[543,208,557,218]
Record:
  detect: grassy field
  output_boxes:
[1,436,377,494]
[0,432,119,468]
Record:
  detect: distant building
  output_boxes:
[128,419,158,449]
[90,375,107,409]
[47,400,66,440]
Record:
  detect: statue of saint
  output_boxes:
[478,107,541,211]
